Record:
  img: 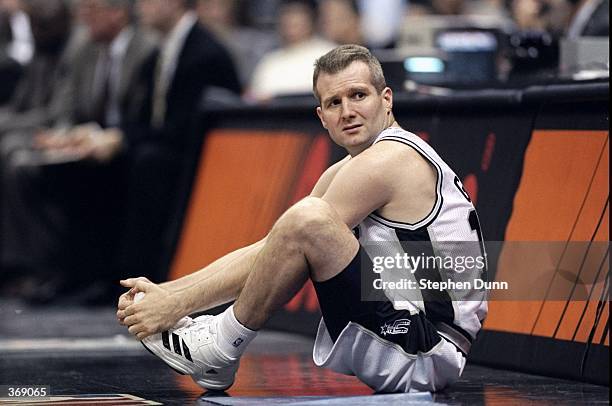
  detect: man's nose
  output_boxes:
[340,99,355,119]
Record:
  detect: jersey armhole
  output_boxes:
[369,136,443,231]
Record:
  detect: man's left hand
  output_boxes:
[119,279,183,340]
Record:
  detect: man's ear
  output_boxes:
[383,87,393,111]
[316,106,327,129]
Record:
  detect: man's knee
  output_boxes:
[276,197,345,242]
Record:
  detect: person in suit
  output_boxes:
[0,0,157,303]
[0,0,76,136]
[104,0,242,285]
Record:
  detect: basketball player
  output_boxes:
[117,44,487,393]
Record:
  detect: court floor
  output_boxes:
[0,300,608,405]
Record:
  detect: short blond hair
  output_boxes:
[313,44,386,102]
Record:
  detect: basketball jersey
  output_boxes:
[360,126,488,339]
[313,127,487,392]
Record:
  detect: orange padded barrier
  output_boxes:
[169,129,315,280]
[485,130,609,344]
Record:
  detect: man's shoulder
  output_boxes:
[354,136,436,183]
[185,23,229,56]
[356,138,408,167]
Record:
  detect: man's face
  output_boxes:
[137,0,171,32]
[279,4,314,46]
[81,0,124,42]
[316,61,392,155]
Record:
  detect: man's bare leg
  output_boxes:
[233,197,359,330]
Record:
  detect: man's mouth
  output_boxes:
[343,124,362,132]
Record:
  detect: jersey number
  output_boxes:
[455,176,486,265]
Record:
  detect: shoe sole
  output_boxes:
[141,342,186,375]
[141,338,235,391]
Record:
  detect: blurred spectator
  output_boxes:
[507,0,574,80]
[197,0,277,87]
[243,0,280,28]
[566,0,609,37]
[465,0,512,16]
[109,0,241,284]
[408,0,510,18]
[427,0,467,15]
[248,0,335,100]
[0,0,85,136]
[0,0,24,103]
[318,0,363,45]
[511,0,574,35]
[358,0,407,48]
[0,0,33,65]
[0,0,157,303]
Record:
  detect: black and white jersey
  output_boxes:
[360,126,488,339]
[312,127,487,392]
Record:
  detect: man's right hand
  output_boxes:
[117,276,152,325]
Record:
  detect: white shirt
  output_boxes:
[249,37,336,100]
[152,11,198,128]
[105,27,134,127]
[7,10,33,65]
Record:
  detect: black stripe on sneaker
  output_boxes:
[162,331,171,350]
[172,333,182,356]
[140,342,185,375]
[181,339,193,362]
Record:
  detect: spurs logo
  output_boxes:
[380,319,411,336]
[232,338,244,347]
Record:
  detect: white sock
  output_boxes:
[216,305,257,359]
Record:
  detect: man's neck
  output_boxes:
[161,10,186,37]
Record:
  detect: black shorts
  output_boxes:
[313,246,446,356]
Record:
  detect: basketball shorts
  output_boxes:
[312,246,468,393]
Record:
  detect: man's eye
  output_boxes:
[330,99,341,106]
[354,92,366,99]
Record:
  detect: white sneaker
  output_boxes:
[141,314,240,391]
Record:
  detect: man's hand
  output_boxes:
[119,278,183,340]
[117,276,152,325]
[89,128,124,163]
[33,124,124,163]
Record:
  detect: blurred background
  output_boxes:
[0,0,608,301]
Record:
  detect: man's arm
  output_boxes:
[310,155,350,197]
[118,238,264,324]
[320,144,397,229]
[159,239,265,294]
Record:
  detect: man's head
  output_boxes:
[137,0,194,33]
[314,45,393,155]
[26,0,71,54]
[80,0,131,43]
[278,0,317,46]
[318,0,362,45]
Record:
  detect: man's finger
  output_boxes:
[134,280,153,293]
[124,304,138,317]
[120,278,138,288]
[120,277,152,288]
[128,324,143,336]
[118,294,133,310]
[123,315,138,327]
[117,299,132,311]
